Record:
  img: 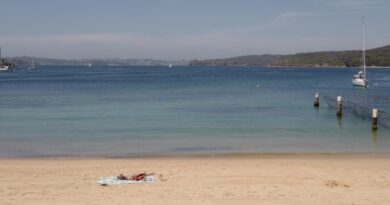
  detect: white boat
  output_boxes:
[0,47,11,72]
[88,63,92,68]
[352,17,368,87]
[0,65,10,72]
[168,64,173,68]
[27,58,36,70]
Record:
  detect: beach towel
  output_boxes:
[97,175,156,186]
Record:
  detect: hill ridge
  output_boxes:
[189,45,390,67]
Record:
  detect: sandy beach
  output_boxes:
[1,154,390,205]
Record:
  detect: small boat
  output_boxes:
[168,64,173,68]
[88,63,92,68]
[352,17,368,87]
[0,47,12,72]
[0,65,11,72]
[27,58,36,70]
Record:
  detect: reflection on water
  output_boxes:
[371,129,378,150]
[337,116,343,128]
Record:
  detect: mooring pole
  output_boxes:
[372,108,378,130]
[336,96,343,117]
[313,93,319,107]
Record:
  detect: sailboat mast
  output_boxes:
[362,16,366,79]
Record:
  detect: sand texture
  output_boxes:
[1,155,390,205]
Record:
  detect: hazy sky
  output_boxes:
[0,0,389,60]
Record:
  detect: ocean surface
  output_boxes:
[1,66,390,157]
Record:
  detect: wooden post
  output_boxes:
[372,108,378,130]
[313,93,319,107]
[336,96,343,117]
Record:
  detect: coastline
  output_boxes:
[266,65,390,69]
[186,65,390,68]
[2,154,390,205]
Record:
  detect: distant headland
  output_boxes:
[3,45,390,68]
[189,45,390,67]
[6,57,187,67]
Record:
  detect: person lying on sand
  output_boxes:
[117,172,154,181]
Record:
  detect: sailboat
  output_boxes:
[0,65,10,72]
[352,17,368,87]
[0,47,11,72]
[27,58,36,70]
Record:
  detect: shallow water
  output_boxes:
[1,66,390,157]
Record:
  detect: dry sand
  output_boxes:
[1,154,390,205]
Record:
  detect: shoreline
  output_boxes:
[1,151,390,160]
[7,64,390,69]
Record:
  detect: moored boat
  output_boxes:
[352,17,368,87]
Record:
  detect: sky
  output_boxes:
[0,0,389,60]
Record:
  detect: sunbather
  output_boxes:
[117,173,154,181]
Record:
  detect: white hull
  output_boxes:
[0,66,10,72]
[352,78,367,87]
[27,64,36,70]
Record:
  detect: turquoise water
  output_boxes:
[1,66,390,157]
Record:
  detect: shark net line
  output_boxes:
[323,96,390,129]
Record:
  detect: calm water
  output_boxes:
[1,66,390,157]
